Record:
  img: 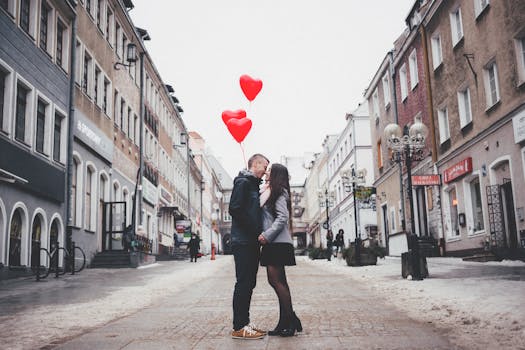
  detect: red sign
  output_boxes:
[443,157,473,183]
[412,175,441,186]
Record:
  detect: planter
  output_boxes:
[346,252,377,266]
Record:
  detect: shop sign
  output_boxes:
[513,109,525,143]
[443,157,472,183]
[176,220,192,238]
[412,175,441,186]
[160,187,172,203]
[142,177,158,205]
[75,113,113,162]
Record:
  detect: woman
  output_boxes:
[258,163,302,337]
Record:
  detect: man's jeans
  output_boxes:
[232,243,260,330]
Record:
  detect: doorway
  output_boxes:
[501,179,518,249]
[415,187,429,236]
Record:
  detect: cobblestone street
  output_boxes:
[0,256,457,350]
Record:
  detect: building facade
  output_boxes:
[1,0,75,274]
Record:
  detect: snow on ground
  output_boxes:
[0,257,231,350]
[302,255,525,350]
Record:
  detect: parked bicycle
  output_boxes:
[33,242,86,280]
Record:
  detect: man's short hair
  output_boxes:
[248,154,269,169]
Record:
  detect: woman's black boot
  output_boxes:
[293,312,302,332]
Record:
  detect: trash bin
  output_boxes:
[401,234,429,280]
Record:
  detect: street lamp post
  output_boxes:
[383,118,428,280]
[317,189,335,248]
[342,168,366,266]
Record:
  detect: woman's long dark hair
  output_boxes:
[267,163,292,230]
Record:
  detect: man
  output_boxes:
[187,233,200,262]
[229,154,269,340]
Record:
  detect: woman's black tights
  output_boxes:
[267,265,293,328]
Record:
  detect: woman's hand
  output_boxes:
[258,234,268,245]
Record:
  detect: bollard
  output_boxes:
[211,243,216,260]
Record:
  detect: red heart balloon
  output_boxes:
[221,109,246,126]
[226,117,252,143]
[240,75,263,102]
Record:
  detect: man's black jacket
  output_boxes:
[229,170,262,246]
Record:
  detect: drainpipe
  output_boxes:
[138,52,144,227]
[65,2,77,251]
[388,50,407,233]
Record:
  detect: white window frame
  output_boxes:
[39,1,55,57]
[14,74,35,146]
[450,7,464,47]
[52,106,67,164]
[34,92,52,156]
[115,22,122,58]
[82,49,93,98]
[106,5,114,47]
[513,36,525,86]
[463,173,485,236]
[1,0,16,17]
[55,14,70,73]
[483,61,500,109]
[19,0,38,40]
[409,49,418,90]
[103,76,111,117]
[474,0,489,18]
[457,87,472,128]
[444,185,460,239]
[437,107,450,144]
[399,63,408,101]
[431,34,443,69]
[0,58,14,134]
[84,162,97,231]
[381,72,390,107]
[74,39,82,85]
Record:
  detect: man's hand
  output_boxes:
[258,234,268,245]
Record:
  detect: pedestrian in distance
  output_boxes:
[229,153,269,340]
[326,229,334,261]
[335,229,345,257]
[258,163,302,337]
[187,233,200,262]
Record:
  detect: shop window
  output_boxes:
[448,187,459,237]
[9,209,23,266]
[469,177,485,232]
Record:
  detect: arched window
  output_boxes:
[72,158,79,224]
[85,167,93,230]
[31,215,42,268]
[9,209,22,266]
[50,219,59,251]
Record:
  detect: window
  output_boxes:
[458,87,472,127]
[35,98,48,154]
[399,64,408,101]
[115,23,122,58]
[96,0,103,31]
[120,98,125,131]
[469,177,484,232]
[372,88,379,117]
[448,187,459,237]
[127,107,132,138]
[113,91,119,126]
[514,37,525,84]
[15,81,31,144]
[56,18,66,70]
[450,8,464,46]
[1,0,8,11]
[39,2,52,54]
[382,73,390,106]
[409,50,418,89]
[106,6,113,45]
[484,62,500,108]
[82,52,92,96]
[20,0,31,34]
[53,111,64,162]
[72,158,78,225]
[103,77,110,115]
[85,0,92,17]
[121,34,128,62]
[0,67,10,132]
[474,0,489,18]
[431,34,443,69]
[94,66,101,106]
[438,107,450,144]
[85,167,93,230]
[74,40,82,85]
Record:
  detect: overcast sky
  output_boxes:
[130,0,415,177]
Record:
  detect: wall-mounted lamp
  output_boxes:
[114,43,137,70]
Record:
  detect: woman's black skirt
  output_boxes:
[260,243,296,266]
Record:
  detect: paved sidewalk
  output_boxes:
[51,257,454,350]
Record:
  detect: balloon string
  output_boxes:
[240,142,247,169]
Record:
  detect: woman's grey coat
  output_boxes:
[261,190,293,244]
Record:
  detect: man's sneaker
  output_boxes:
[231,325,265,339]
[249,323,267,334]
